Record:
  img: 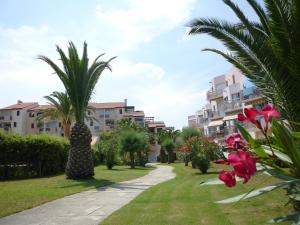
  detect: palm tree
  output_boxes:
[38,42,116,179]
[188,0,300,129]
[37,91,73,138]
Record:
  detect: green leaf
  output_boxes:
[215,182,290,204]
[272,120,300,171]
[200,177,243,186]
[292,132,300,139]
[263,166,297,181]
[236,123,268,158]
[262,145,292,164]
[268,212,300,224]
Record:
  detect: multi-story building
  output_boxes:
[0,99,145,137]
[188,67,266,143]
[0,101,39,135]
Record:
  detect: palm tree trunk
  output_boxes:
[66,123,94,179]
[63,122,71,139]
[130,151,135,169]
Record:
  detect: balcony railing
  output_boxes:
[207,89,223,100]
[224,101,243,112]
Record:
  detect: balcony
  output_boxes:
[207,89,223,101]
[224,101,243,112]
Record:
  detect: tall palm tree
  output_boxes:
[38,42,116,179]
[188,0,300,129]
[37,91,73,138]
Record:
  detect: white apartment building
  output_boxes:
[0,101,39,135]
[188,67,266,143]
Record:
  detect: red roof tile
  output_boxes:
[124,111,145,117]
[0,102,38,111]
[88,102,126,109]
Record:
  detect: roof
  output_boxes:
[0,102,38,111]
[89,102,126,109]
[147,121,166,128]
[123,111,145,117]
[30,105,54,111]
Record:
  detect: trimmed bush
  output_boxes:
[0,132,69,180]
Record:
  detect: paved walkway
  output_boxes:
[0,165,175,225]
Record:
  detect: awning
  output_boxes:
[208,120,224,127]
[223,115,238,121]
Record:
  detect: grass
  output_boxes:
[101,163,292,225]
[0,165,153,218]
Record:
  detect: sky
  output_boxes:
[0,0,258,129]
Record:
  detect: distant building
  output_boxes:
[187,67,267,143]
[0,99,146,137]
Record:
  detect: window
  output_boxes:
[119,109,122,114]
[13,122,17,127]
[0,116,4,120]
[17,111,20,116]
[226,81,228,87]
[232,75,235,84]
[31,123,34,129]
[90,120,93,126]
[58,122,62,127]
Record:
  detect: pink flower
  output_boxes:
[219,170,236,187]
[228,150,256,183]
[260,104,280,124]
[225,133,246,149]
[238,108,262,129]
[216,150,257,184]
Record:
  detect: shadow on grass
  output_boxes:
[193,171,219,176]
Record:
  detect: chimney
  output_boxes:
[124,99,127,106]
[17,100,23,104]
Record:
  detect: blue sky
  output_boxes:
[0,0,258,129]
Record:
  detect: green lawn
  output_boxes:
[0,165,153,218]
[101,163,292,225]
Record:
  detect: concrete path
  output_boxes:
[0,165,175,225]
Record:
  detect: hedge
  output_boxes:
[0,132,69,180]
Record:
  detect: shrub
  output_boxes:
[97,132,120,170]
[0,132,69,180]
[162,138,176,164]
[187,136,222,171]
[181,127,200,142]
[194,155,210,173]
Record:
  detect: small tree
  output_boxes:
[162,138,176,164]
[120,129,145,169]
[187,136,222,173]
[98,131,119,170]
[181,128,200,142]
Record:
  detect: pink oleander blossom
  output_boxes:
[225,133,246,149]
[219,170,236,187]
[217,150,256,185]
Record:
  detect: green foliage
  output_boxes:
[119,129,149,168]
[38,42,116,123]
[188,0,300,128]
[187,136,222,172]
[181,127,200,142]
[194,156,210,174]
[37,91,73,138]
[0,132,69,180]
[162,138,176,153]
[97,132,120,170]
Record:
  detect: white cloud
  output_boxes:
[96,0,196,49]
[0,20,205,129]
